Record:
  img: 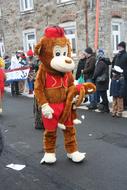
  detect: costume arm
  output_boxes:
[34,64,48,106]
[59,85,78,124]
[59,73,85,124]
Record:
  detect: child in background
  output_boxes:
[27,48,35,94]
[0,57,6,113]
[110,66,125,117]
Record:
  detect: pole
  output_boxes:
[94,0,100,50]
[84,0,88,48]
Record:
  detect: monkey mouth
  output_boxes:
[51,56,75,72]
[65,59,72,64]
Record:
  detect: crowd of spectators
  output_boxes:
[75,41,127,117]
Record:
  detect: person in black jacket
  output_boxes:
[110,66,125,117]
[93,49,110,113]
[33,58,44,130]
[76,51,86,80]
[111,41,127,109]
[83,47,96,109]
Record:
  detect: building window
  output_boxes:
[111,21,121,53]
[23,29,36,52]
[60,22,77,56]
[88,0,94,10]
[20,0,34,12]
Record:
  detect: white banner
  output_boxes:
[5,67,30,82]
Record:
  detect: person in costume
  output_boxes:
[0,57,6,113]
[34,26,96,164]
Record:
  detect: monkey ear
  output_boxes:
[67,39,72,57]
[34,42,41,55]
[34,37,45,56]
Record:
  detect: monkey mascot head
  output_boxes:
[34,26,75,74]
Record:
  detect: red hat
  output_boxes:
[27,49,34,57]
[44,26,65,38]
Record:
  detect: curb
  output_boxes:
[78,104,127,118]
[4,87,34,98]
[5,87,127,118]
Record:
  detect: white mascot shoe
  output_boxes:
[67,151,86,162]
[73,119,82,125]
[40,153,56,164]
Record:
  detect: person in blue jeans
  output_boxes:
[27,49,36,94]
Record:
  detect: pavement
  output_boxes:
[78,102,127,118]
[5,86,34,98]
[5,86,127,118]
[0,93,127,190]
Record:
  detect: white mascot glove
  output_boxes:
[41,103,54,119]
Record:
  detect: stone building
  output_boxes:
[0,0,127,59]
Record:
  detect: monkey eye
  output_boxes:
[56,52,61,56]
[63,52,66,56]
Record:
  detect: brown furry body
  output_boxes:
[34,28,96,154]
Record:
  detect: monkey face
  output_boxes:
[34,31,75,73]
[50,45,75,72]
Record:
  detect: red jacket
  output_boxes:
[45,72,68,89]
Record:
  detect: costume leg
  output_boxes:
[40,130,57,164]
[43,130,57,153]
[63,127,86,162]
[63,127,78,153]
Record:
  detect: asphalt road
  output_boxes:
[0,93,127,190]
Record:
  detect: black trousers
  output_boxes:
[11,81,19,95]
[98,90,109,109]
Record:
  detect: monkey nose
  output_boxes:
[65,59,72,64]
